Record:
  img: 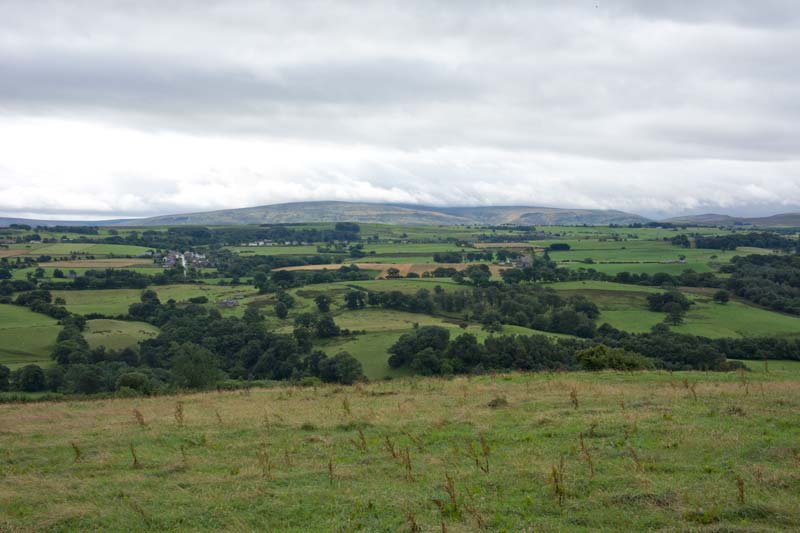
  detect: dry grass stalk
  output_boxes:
[215,410,223,425]
[579,433,594,478]
[463,502,485,529]
[403,430,425,451]
[404,510,421,532]
[327,456,334,486]
[683,379,698,401]
[174,401,184,427]
[70,441,82,463]
[384,435,399,459]
[132,409,146,427]
[548,456,566,507]
[341,396,352,417]
[431,499,447,532]
[284,448,293,467]
[628,446,642,472]
[257,442,272,480]
[128,499,151,525]
[736,475,745,504]
[350,429,368,453]
[179,445,188,469]
[443,472,458,512]
[403,447,414,481]
[130,442,141,469]
[569,387,579,409]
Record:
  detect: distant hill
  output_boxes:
[664,212,800,227]
[114,201,651,227]
[5,204,799,228]
[0,217,131,227]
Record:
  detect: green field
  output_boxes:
[550,281,800,338]
[0,304,60,368]
[564,261,714,275]
[546,240,768,266]
[1,369,798,530]
[84,320,160,351]
[7,242,154,257]
[51,285,256,316]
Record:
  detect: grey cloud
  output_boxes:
[0,0,799,217]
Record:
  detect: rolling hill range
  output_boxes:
[113,201,650,226]
[665,212,800,227]
[0,217,131,227]
[4,203,799,227]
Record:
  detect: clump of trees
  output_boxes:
[386,323,760,375]
[354,284,599,338]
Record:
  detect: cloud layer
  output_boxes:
[1,1,798,219]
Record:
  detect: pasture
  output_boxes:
[550,281,800,338]
[50,285,255,316]
[0,304,60,368]
[84,320,160,351]
[0,368,797,531]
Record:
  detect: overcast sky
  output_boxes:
[1,1,799,220]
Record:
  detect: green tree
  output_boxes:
[318,352,364,385]
[170,343,223,389]
[314,294,332,312]
[274,301,289,319]
[663,302,686,325]
[15,365,46,392]
[344,290,366,310]
[315,315,341,338]
[576,344,653,371]
[713,290,731,304]
[0,364,10,391]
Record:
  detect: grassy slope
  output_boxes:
[550,281,800,338]
[84,320,160,351]
[317,308,560,379]
[0,369,798,531]
[51,285,256,316]
[0,304,60,369]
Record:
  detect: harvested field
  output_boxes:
[0,249,26,258]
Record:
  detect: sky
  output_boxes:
[1,0,799,220]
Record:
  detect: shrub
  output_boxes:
[319,352,364,385]
[576,344,653,371]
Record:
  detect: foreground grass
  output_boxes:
[1,368,798,531]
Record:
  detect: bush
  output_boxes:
[318,352,364,385]
[576,344,653,371]
[14,365,47,392]
[116,372,153,393]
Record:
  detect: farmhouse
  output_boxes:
[514,255,534,268]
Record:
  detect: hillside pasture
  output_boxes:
[10,242,154,258]
[42,258,155,268]
[550,281,800,338]
[0,304,59,368]
[51,285,255,316]
[84,320,160,351]
[0,370,797,530]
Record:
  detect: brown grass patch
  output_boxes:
[0,249,26,258]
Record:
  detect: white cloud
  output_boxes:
[0,1,799,219]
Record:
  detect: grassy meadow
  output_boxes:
[0,367,798,531]
[0,304,60,369]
